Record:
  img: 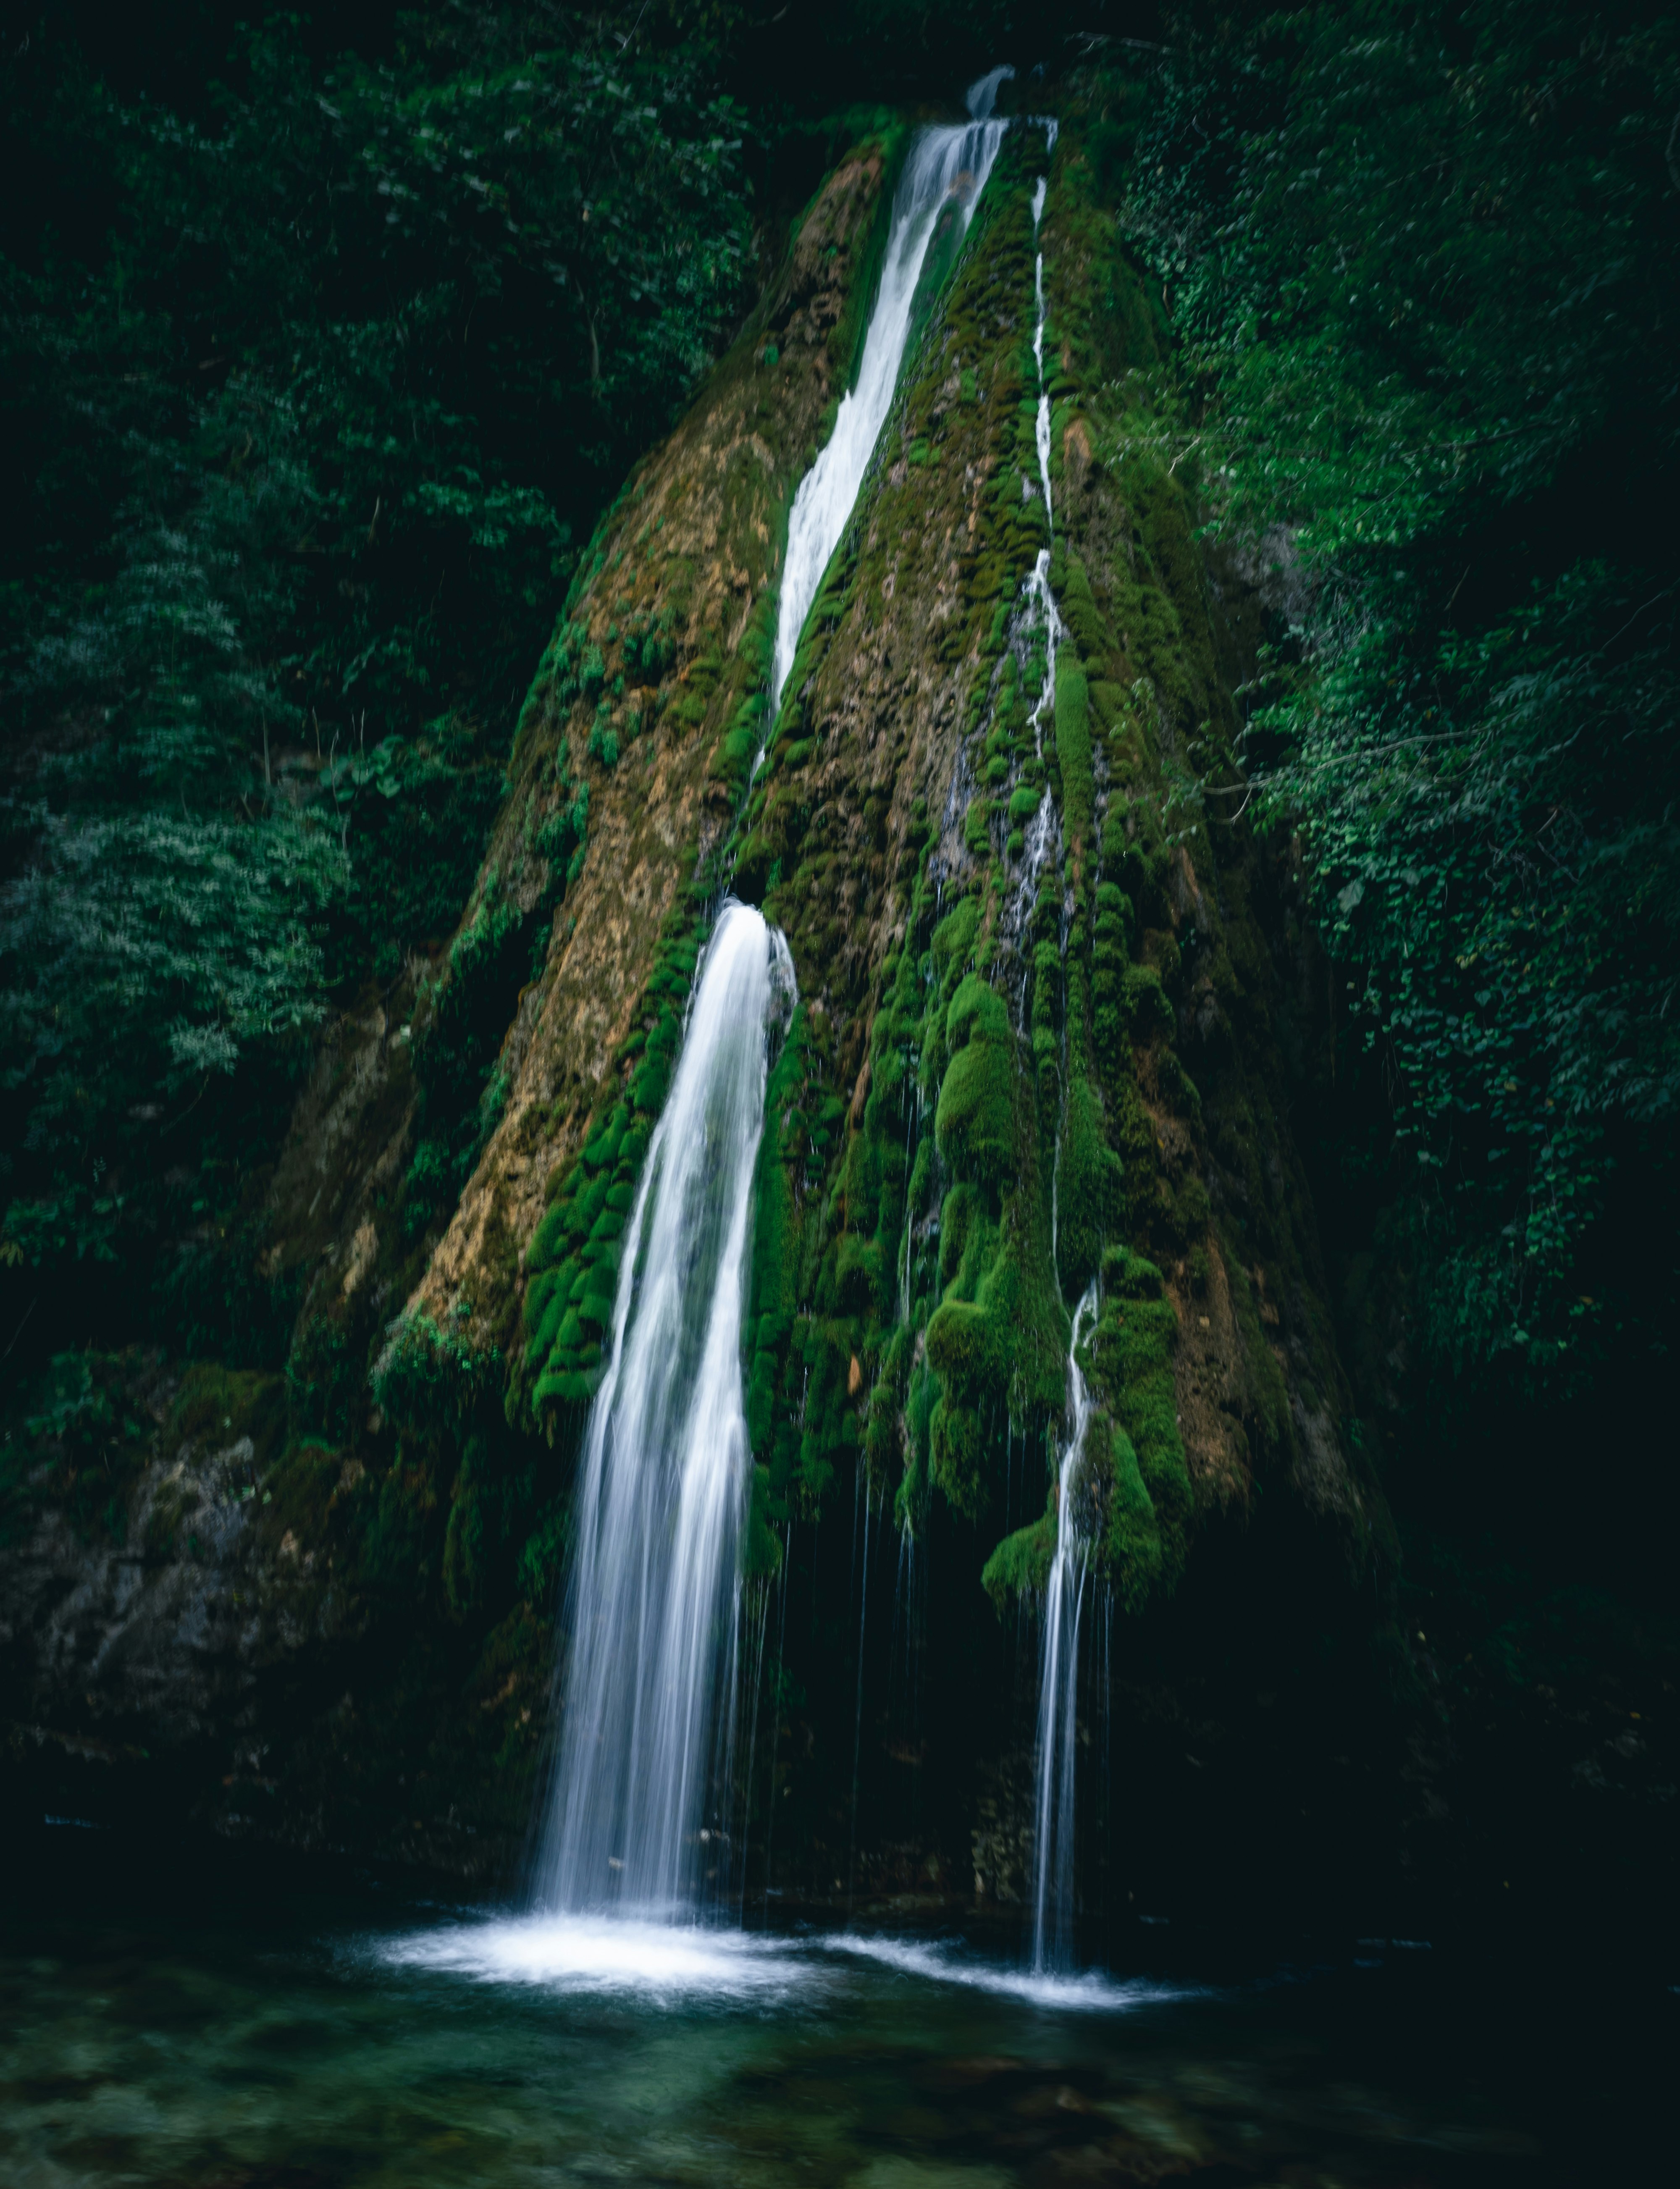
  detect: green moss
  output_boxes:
[1089,1251,1190,1585]
[515,900,722,1435]
[935,976,1016,1187]
[1125,962,1176,1041]
[524,116,1378,1638]
[588,721,620,768]
[835,1232,886,1316]
[926,1295,1001,1397]
[896,1357,939,1533]
[743,1462,784,1579]
[929,1392,987,1516]
[1053,650,1093,852]
[1055,1073,1121,1301]
[1089,1414,1163,1611]
[981,1502,1055,1608]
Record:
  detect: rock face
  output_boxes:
[407,139,898,1361]
[5,1446,272,1759]
[1,1367,349,1834]
[1,110,1415,1919]
[726,120,1391,1605]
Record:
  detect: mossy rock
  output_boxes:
[935,977,1016,1187]
[982,1502,1056,1607]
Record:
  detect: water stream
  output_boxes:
[1031,175,1053,524]
[1003,175,1068,979]
[533,902,794,1917]
[768,77,1011,718]
[1017,129,1098,1971]
[1032,1281,1100,1971]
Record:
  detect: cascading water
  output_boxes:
[1030,177,1054,525]
[1015,129,1097,1970]
[533,69,1014,1942]
[1031,1282,1099,1971]
[768,78,1011,718]
[1004,174,1069,972]
[746,74,1008,1923]
[532,901,795,1917]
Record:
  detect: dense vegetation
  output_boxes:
[2,1,754,1349]
[1115,1,1679,1432]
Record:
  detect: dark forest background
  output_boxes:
[4,1,1677,1778]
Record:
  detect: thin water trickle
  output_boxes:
[768,100,1009,723]
[890,1520,919,1718]
[1031,1281,1100,1971]
[1010,139,1101,1970]
[761,1520,794,1910]
[1002,556,1067,989]
[1032,281,1053,524]
[532,901,795,1918]
[1001,547,1068,984]
[845,1486,875,1912]
[738,1586,771,1920]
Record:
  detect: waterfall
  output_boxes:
[1003,172,1068,988]
[1031,1281,1099,1971]
[769,84,1010,716]
[531,70,1016,1938]
[533,901,795,1918]
[1030,176,1053,526]
[1016,127,1097,1970]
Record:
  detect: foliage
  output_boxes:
[1118,0,1680,1384]
[0,367,341,1270]
[0,1346,154,1546]
[0,4,755,1340]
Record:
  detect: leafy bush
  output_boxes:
[1118,0,1680,1386]
[0,5,754,1340]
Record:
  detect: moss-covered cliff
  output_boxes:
[727,119,1392,1625]
[7,10,1677,1966]
[0,105,1409,1912]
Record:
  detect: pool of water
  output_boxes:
[2,1833,1669,2186]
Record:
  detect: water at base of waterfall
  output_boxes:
[7,1832,1646,2188]
[531,900,794,1920]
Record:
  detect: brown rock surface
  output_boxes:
[409,144,894,1352]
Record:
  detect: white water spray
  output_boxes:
[769,88,1010,717]
[1031,1281,1099,1971]
[533,901,794,1917]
